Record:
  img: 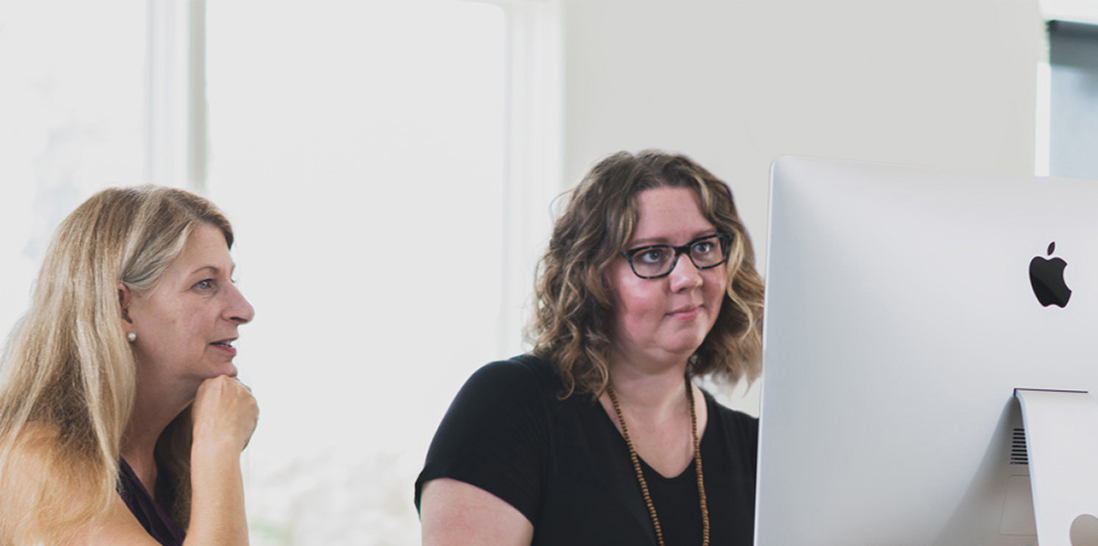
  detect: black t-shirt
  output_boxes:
[415,355,758,546]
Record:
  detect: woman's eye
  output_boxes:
[194,279,216,291]
[638,248,667,264]
[693,241,714,255]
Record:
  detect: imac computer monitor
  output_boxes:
[757,156,1098,546]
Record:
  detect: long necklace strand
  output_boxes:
[608,375,710,546]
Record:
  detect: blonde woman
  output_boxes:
[0,187,257,546]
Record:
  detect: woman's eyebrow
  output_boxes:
[188,264,236,277]
[628,231,718,247]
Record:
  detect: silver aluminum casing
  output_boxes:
[756,156,1098,546]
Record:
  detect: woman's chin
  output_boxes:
[664,335,709,358]
[206,362,238,379]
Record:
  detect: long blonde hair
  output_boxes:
[0,186,233,544]
[530,150,765,398]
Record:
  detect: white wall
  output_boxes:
[560,0,1044,414]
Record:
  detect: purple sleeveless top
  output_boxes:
[117,458,186,546]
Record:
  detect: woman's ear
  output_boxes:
[118,283,133,324]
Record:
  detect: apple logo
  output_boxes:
[1029,242,1072,308]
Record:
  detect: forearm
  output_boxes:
[184,444,248,545]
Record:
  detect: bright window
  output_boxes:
[206,2,513,544]
[0,1,148,336]
[1046,20,1098,180]
[1,2,561,543]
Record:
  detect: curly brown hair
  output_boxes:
[529,150,764,398]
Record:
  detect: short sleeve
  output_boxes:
[414,359,549,523]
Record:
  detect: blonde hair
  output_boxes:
[0,186,233,544]
[530,150,765,398]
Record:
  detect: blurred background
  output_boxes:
[2,1,1096,544]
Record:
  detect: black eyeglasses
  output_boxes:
[620,233,734,279]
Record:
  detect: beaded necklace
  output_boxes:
[607,375,710,546]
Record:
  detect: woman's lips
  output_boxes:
[667,305,701,319]
[210,340,237,356]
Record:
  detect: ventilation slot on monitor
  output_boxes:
[1010,428,1028,465]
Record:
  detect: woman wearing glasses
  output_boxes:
[417,150,764,546]
[0,187,256,546]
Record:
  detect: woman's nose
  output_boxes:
[224,284,255,324]
[668,253,703,291]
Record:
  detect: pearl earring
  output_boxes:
[127,332,137,343]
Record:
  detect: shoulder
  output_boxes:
[700,392,760,483]
[469,354,558,386]
[1,424,156,546]
[417,356,560,518]
[703,392,760,443]
[8,420,61,449]
[2,422,61,490]
[2,423,73,513]
[457,355,561,404]
[68,495,166,546]
[434,355,564,434]
[432,355,562,435]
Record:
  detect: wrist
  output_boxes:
[190,436,243,465]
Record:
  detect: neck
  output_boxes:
[121,373,194,494]
[607,355,691,416]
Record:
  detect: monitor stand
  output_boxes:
[1015,389,1098,546]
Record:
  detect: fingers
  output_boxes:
[229,377,257,449]
[192,375,259,454]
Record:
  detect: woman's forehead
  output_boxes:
[629,187,712,242]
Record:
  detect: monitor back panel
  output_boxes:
[757,156,1098,546]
